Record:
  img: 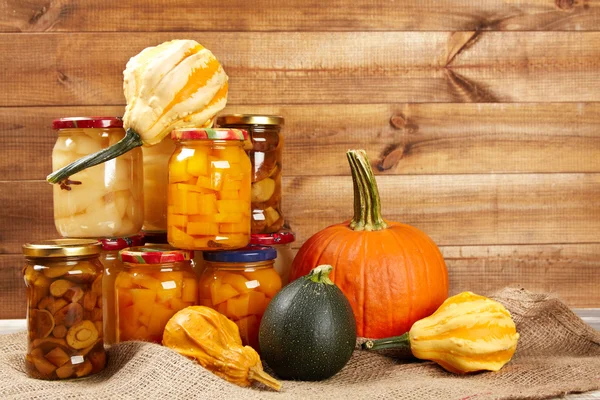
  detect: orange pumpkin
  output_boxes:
[290,150,448,338]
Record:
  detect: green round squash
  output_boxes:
[259,265,357,381]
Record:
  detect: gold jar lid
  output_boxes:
[217,114,284,126]
[22,239,101,258]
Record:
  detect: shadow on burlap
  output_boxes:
[0,288,598,400]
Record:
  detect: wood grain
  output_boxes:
[3,243,598,319]
[1,0,599,32]
[2,174,598,255]
[4,103,600,181]
[1,32,600,107]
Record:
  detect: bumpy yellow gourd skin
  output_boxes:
[409,292,519,374]
[163,306,280,390]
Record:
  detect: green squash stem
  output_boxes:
[306,265,334,285]
[346,149,388,231]
[362,332,411,351]
[47,128,143,186]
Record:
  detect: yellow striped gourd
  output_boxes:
[363,292,520,374]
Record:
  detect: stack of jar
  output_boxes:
[22,114,295,380]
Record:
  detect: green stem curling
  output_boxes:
[307,265,334,285]
[362,332,411,351]
[346,150,388,231]
[47,128,143,185]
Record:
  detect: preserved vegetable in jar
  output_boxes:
[115,246,198,343]
[216,115,284,234]
[51,117,144,238]
[99,235,144,346]
[199,246,281,350]
[142,136,176,233]
[250,231,295,285]
[168,128,251,250]
[22,239,106,380]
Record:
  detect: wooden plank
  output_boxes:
[1,32,599,106]
[2,243,598,319]
[1,174,598,254]
[4,103,600,181]
[2,0,600,32]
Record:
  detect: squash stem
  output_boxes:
[47,128,143,185]
[346,150,387,231]
[362,332,411,351]
[249,367,282,391]
[307,265,334,285]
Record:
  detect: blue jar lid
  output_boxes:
[203,245,277,263]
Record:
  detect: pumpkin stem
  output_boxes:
[307,265,334,285]
[362,332,411,352]
[346,150,388,231]
[47,128,144,185]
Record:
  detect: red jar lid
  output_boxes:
[100,235,144,251]
[119,245,193,264]
[250,231,296,246]
[171,128,248,141]
[52,117,123,130]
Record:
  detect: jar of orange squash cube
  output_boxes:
[98,235,144,346]
[199,246,281,350]
[114,245,198,344]
[168,128,251,250]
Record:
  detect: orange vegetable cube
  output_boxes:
[243,268,282,298]
[222,178,242,191]
[117,288,134,308]
[225,163,244,181]
[115,272,134,290]
[187,221,219,236]
[147,304,175,337]
[187,151,208,176]
[199,298,212,307]
[218,190,239,200]
[133,325,149,340]
[239,175,251,203]
[138,313,151,327]
[182,278,198,303]
[210,281,239,305]
[217,200,250,215]
[195,193,217,216]
[168,225,195,249]
[184,177,198,185]
[221,272,252,294]
[226,291,266,319]
[189,214,215,223]
[216,301,228,315]
[172,186,189,214]
[169,158,191,183]
[130,289,157,308]
[168,184,177,206]
[199,276,213,298]
[196,175,212,190]
[168,213,188,228]
[213,146,242,164]
[131,273,162,291]
[167,297,190,311]
[220,221,250,234]
[234,315,259,347]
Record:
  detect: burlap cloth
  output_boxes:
[1,288,598,399]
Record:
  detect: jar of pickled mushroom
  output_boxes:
[98,235,144,346]
[216,115,284,234]
[142,136,176,233]
[199,246,281,350]
[167,128,251,250]
[250,231,295,285]
[22,239,106,380]
[115,245,198,343]
[52,117,144,238]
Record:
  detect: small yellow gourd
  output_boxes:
[363,292,519,374]
[162,306,281,391]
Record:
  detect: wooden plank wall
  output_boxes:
[1,0,599,318]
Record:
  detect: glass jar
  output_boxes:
[250,231,295,285]
[52,117,144,238]
[99,235,144,347]
[217,115,284,234]
[115,245,198,344]
[200,246,281,350]
[22,239,106,380]
[142,136,176,233]
[167,128,251,250]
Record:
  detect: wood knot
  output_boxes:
[390,114,406,129]
[555,0,575,10]
[29,6,48,24]
[377,143,410,172]
[56,71,69,84]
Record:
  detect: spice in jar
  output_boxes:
[199,246,281,350]
[115,245,198,343]
[167,128,251,250]
[51,117,144,238]
[216,114,285,234]
[22,239,106,380]
[99,235,144,346]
